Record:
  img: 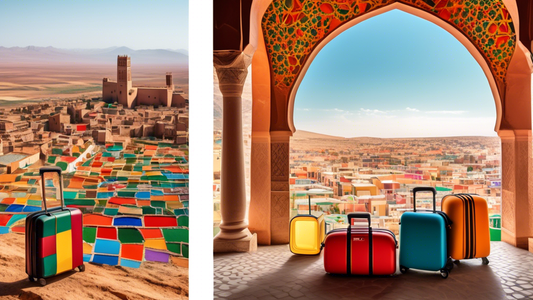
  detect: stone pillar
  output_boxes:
[270,131,291,244]
[213,50,257,252]
[249,132,272,245]
[499,130,533,249]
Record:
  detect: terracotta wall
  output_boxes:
[137,88,171,107]
[102,81,117,103]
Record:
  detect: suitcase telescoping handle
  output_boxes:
[307,194,312,215]
[412,186,436,212]
[346,212,373,275]
[40,166,64,214]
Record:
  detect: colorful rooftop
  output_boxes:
[0,139,189,268]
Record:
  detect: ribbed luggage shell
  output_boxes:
[441,194,490,260]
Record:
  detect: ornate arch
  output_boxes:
[262,0,516,96]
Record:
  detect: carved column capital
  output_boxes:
[214,50,252,97]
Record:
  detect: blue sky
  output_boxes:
[0,0,188,50]
[294,10,497,138]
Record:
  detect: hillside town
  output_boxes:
[0,85,190,267]
[214,131,501,237]
[287,132,501,235]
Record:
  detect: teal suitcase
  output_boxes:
[399,187,453,278]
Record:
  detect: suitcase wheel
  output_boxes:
[439,269,449,279]
[77,264,86,272]
[445,258,454,272]
[28,276,36,282]
[39,278,46,286]
[482,257,489,265]
[400,266,408,274]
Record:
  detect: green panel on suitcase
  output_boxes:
[40,215,57,237]
[42,254,57,277]
[56,212,72,233]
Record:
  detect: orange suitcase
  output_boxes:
[441,194,490,264]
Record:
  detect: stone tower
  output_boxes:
[166,72,174,90]
[117,55,132,107]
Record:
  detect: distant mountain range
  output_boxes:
[293,130,500,142]
[0,46,188,65]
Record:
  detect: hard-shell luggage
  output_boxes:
[289,191,326,255]
[25,167,85,285]
[323,212,397,275]
[399,187,453,278]
[441,193,490,264]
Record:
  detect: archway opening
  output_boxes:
[290,10,502,237]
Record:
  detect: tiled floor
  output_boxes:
[214,242,533,300]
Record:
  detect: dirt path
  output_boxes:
[0,233,188,300]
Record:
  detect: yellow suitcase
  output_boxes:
[289,193,327,255]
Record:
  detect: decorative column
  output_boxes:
[499,129,533,249]
[270,131,291,244]
[213,50,257,252]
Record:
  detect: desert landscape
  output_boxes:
[0,46,189,104]
[0,45,190,299]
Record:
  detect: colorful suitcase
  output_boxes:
[289,193,326,255]
[441,193,490,264]
[26,167,85,285]
[399,187,453,278]
[323,212,397,275]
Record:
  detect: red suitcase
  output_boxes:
[323,212,397,275]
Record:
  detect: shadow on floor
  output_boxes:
[215,245,505,300]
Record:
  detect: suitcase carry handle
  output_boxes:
[40,166,64,214]
[347,212,371,227]
[413,186,436,213]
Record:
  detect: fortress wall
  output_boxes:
[102,81,117,103]
[136,88,171,107]
[172,94,186,108]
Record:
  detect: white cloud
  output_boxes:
[296,115,497,138]
[406,107,420,112]
[360,108,387,115]
[426,110,467,115]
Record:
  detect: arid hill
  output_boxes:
[0,233,188,300]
